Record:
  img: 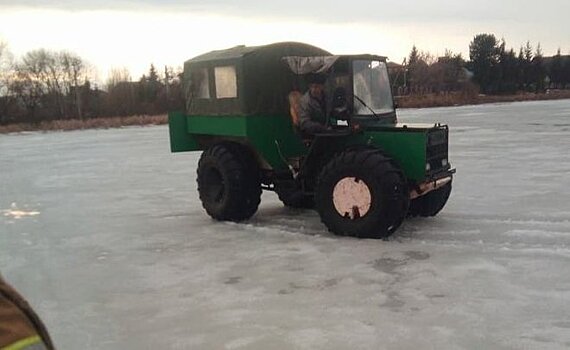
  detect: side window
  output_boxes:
[214,66,237,99]
[193,68,210,99]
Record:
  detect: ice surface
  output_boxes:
[1,100,570,349]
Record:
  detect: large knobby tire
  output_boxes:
[315,149,409,239]
[197,143,261,221]
[408,180,452,217]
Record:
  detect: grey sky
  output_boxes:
[1,0,568,80]
[2,0,570,25]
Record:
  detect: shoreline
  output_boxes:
[0,115,168,134]
[396,90,570,109]
[1,93,570,134]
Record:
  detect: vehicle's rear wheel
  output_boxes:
[197,143,261,221]
[408,180,452,217]
[315,149,409,239]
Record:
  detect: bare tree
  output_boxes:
[9,50,52,121]
[45,51,66,118]
[61,52,88,119]
[106,67,131,90]
[10,65,42,121]
[0,41,15,123]
[0,41,11,93]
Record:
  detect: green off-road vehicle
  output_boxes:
[169,42,455,238]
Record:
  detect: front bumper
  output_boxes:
[410,168,456,199]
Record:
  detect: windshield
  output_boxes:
[352,60,393,115]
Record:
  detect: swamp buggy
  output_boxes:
[169,42,455,238]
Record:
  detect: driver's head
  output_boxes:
[307,74,326,99]
[309,83,325,99]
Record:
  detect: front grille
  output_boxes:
[428,129,447,146]
[426,128,449,175]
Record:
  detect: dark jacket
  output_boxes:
[298,91,329,135]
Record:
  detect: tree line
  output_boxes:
[2,34,570,125]
[390,47,472,96]
[0,42,184,125]
[390,33,570,96]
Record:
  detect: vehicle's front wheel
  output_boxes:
[408,180,452,217]
[315,149,409,239]
[197,143,261,221]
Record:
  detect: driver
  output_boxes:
[298,74,331,135]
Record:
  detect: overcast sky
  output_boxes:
[1,0,569,83]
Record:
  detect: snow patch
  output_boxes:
[2,203,40,219]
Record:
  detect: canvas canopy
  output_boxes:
[183,42,332,116]
[282,56,340,75]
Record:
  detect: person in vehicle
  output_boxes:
[297,74,331,135]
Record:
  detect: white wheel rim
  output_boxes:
[332,177,372,219]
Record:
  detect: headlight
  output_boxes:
[441,159,448,167]
[426,163,431,172]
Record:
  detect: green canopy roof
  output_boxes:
[186,45,260,64]
[184,42,332,116]
[186,42,330,65]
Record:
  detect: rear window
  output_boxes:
[193,68,210,99]
[214,66,237,99]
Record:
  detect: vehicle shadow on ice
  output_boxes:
[243,205,329,238]
[238,203,454,242]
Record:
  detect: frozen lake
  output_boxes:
[1,99,570,349]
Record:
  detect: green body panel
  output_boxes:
[353,128,427,182]
[244,115,308,167]
[169,112,307,168]
[169,111,199,152]
[188,115,249,137]
[169,112,436,183]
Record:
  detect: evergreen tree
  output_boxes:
[138,64,163,111]
[406,45,419,89]
[522,41,534,90]
[532,43,546,92]
[469,34,500,93]
[498,44,518,94]
[550,49,563,88]
[563,54,570,88]
[147,64,161,102]
[437,50,465,92]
